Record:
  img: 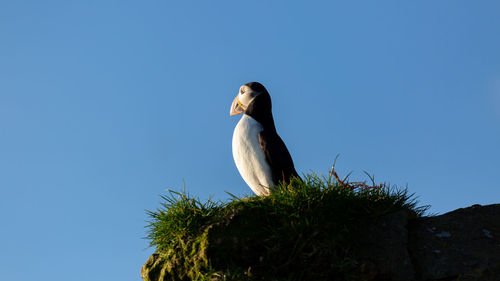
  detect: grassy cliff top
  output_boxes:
[144,170,428,281]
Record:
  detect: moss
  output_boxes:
[143,234,212,280]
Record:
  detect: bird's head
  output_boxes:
[230,82,269,116]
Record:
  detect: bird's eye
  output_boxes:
[240,89,245,95]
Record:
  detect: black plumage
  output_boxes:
[244,82,300,185]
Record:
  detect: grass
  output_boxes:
[144,169,428,281]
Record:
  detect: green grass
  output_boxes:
[144,170,428,281]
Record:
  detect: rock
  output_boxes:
[352,210,415,281]
[408,204,500,280]
[142,204,500,281]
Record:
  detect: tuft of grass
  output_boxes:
[144,170,429,281]
[146,190,225,252]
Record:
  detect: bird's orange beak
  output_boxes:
[230,96,245,116]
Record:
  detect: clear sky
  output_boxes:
[1,1,499,280]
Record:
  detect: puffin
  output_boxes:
[230,82,299,196]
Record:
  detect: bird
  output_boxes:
[230,82,299,196]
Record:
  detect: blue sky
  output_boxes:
[1,1,499,280]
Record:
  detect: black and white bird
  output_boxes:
[230,82,299,196]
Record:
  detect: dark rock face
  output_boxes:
[352,210,415,281]
[408,204,500,281]
[142,204,500,281]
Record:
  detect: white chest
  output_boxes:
[232,115,274,196]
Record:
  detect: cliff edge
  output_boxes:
[141,176,500,281]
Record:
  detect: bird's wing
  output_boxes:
[258,129,300,185]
